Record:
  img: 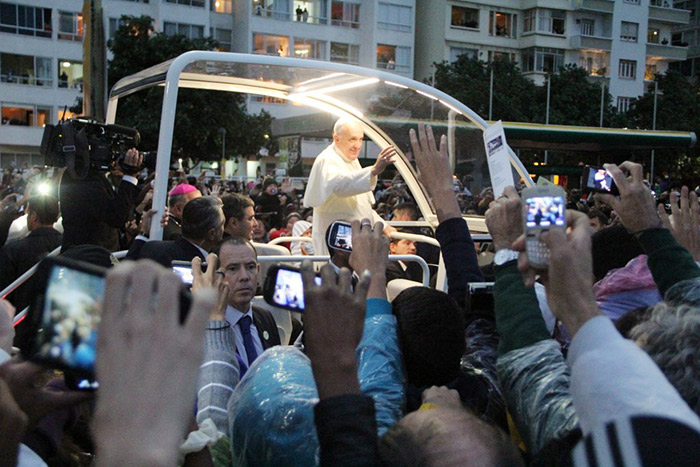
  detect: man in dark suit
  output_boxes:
[0,195,62,311]
[386,234,422,283]
[217,236,281,369]
[126,196,224,268]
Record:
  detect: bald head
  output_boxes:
[378,407,524,467]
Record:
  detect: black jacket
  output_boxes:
[59,170,139,252]
[253,305,282,349]
[125,237,206,268]
[0,227,62,310]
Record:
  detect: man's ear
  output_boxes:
[225,217,237,233]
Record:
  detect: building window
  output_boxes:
[580,18,594,36]
[58,60,83,89]
[617,97,633,113]
[488,51,516,62]
[211,0,232,13]
[293,38,325,59]
[1,103,51,127]
[538,9,566,35]
[378,3,411,32]
[58,11,84,41]
[0,3,52,38]
[580,56,594,73]
[450,47,477,62]
[253,33,289,56]
[293,1,328,24]
[376,44,411,72]
[522,9,533,33]
[331,1,360,28]
[330,42,359,64]
[451,6,478,29]
[619,59,637,79]
[0,53,52,87]
[213,28,231,51]
[624,0,640,4]
[253,0,292,20]
[521,47,564,73]
[108,17,127,38]
[645,63,657,80]
[647,27,660,43]
[164,22,204,39]
[165,0,205,7]
[620,21,638,42]
[489,11,516,38]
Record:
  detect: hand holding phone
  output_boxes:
[522,186,566,269]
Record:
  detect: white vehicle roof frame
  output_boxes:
[107,51,532,240]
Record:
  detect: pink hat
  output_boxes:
[169,183,198,197]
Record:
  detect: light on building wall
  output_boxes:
[62,61,71,68]
[211,162,219,169]
[215,1,220,7]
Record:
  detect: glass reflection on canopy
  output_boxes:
[108,52,530,231]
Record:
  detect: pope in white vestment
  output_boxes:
[303,119,397,256]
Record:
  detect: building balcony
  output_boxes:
[648,5,691,25]
[0,125,43,148]
[572,0,614,14]
[570,34,612,51]
[646,43,688,61]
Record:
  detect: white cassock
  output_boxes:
[304,144,384,256]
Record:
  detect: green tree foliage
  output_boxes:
[433,55,538,122]
[107,15,274,160]
[626,70,700,132]
[625,70,700,181]
[539,64,616,127]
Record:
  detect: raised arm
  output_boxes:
[409,124,482,308]
[597,162,700,296]
[536,210,700,433]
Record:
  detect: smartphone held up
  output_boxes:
[583,165,618,196]
[522,186,566,269]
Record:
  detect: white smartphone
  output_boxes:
[522,186,566,269]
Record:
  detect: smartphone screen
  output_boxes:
[525,195,565,229]
[35,263,104,389]
[173,265,194,285]
[330,222,352,251]
[264,266,322,311]
[584,166,617,194]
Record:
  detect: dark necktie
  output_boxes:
[239,315,258,366]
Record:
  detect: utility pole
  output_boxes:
[82,0,106,120]
[489,66,494,121]
[544,74,551,164]
[599,83,605,127]
[650,80,658,183]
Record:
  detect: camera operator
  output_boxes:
[59,148,143,252]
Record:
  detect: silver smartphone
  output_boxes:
[522,186,566,269]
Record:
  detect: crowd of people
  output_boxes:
[0,121,698,466]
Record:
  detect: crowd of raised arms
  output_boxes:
[0,123,698,466]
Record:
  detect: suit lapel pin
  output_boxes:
[263,330,269,341]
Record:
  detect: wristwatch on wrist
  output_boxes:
[494,249,519,266]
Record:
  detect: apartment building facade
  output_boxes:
[1,0,415,167]
[415,0,690,112]
[670,0,700,77]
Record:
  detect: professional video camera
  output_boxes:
[40,118,155,179]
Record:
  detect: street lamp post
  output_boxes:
[650,81,658,183]
[218,127,227,160]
